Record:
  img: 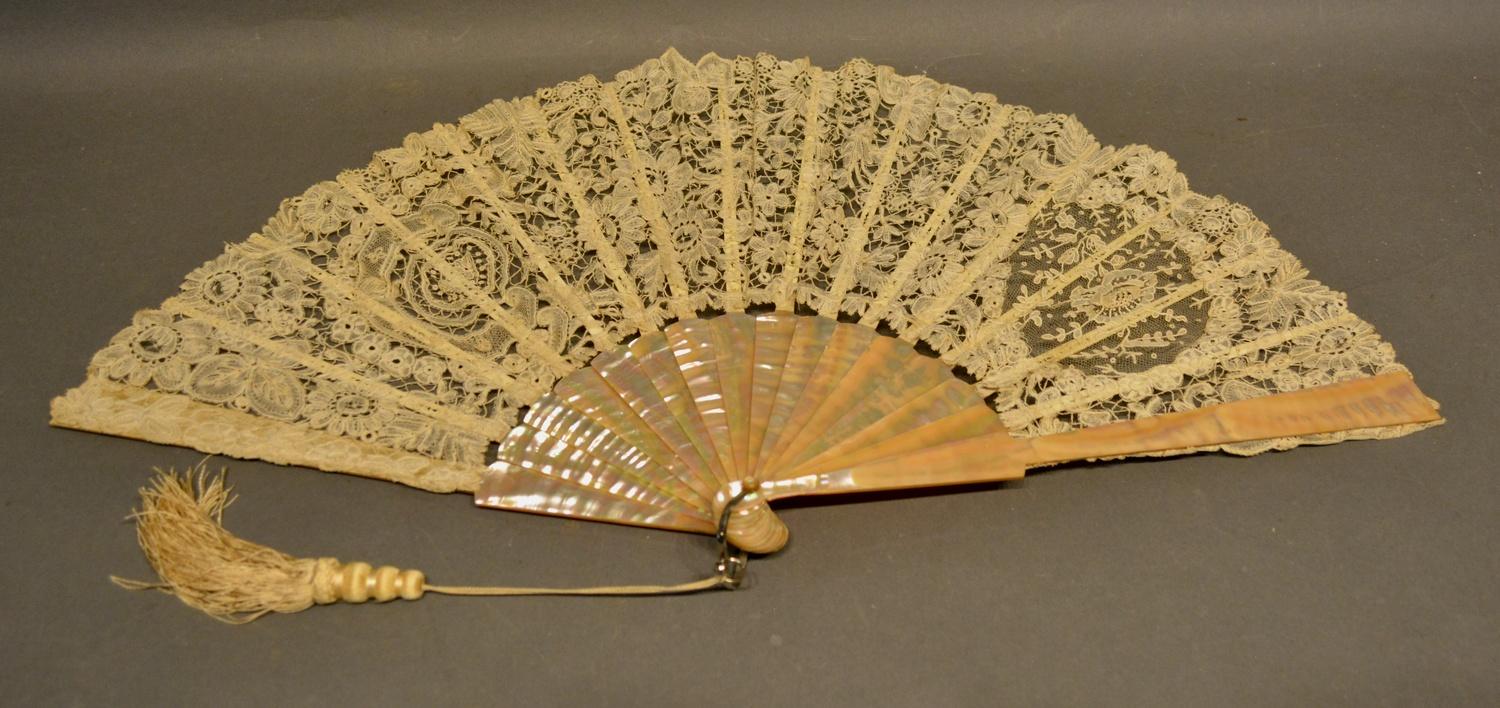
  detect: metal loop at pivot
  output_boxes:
[713,486,755,590]
[716,547,748,589]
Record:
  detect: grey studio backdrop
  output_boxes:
[2,1,1496,705]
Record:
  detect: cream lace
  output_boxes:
[51,49,1435,493]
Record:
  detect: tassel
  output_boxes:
[113,465,741,623]
[112,465,425,624]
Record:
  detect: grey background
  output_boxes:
[2,1,1497,705]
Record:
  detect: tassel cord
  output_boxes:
[424,576,727,597]
[111,466,748,623]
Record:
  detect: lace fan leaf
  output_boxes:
[52,49,1439,497]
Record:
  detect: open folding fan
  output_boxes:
[53,49,1442,621]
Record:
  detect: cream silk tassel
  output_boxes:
[112,466,744,624]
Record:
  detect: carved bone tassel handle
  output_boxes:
[311,560,427,605]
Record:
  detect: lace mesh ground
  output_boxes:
[55,49,1428,492]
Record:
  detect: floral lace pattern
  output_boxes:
[52,50,1434,493]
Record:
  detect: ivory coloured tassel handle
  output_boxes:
[312,559,427,604]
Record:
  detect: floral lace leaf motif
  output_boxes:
[52,49,1433,493]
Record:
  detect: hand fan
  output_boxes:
[52,49,1442,621]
